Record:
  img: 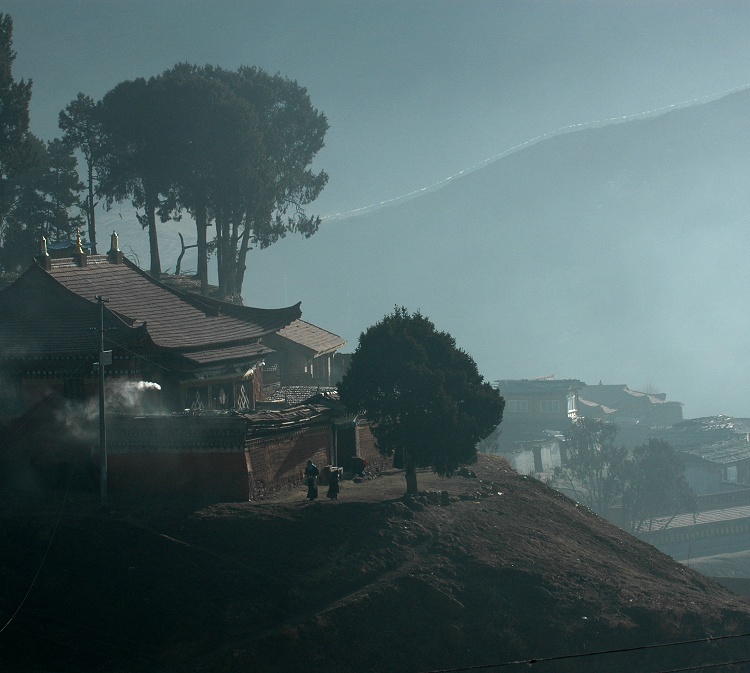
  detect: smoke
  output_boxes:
[52,380,163,443]
[134,381,162,391]
[107,380,161,414]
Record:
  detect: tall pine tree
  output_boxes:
[0,13,35,271]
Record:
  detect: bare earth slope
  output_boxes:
[2,454,749,673]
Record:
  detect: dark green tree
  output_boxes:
[622,438,695,533]
[95,63,328,295]
[209,65,328,300]
[338,307,504,495]
[41,138,84,241]
[152,64,259,295]
[555,417,627,518]
[0,136,84,272]
[59,93,103,253]
[97,77,173,277]
[157,63,328,299]
[0,134,45,272]
[0,13,35,267]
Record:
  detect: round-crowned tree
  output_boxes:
[338,307,504,495]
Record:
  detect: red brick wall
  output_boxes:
[357,420,393,472]
[108,451,249,500]
[245,424,331,499]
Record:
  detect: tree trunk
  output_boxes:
[87,159,97,254]
[234,217,253,299]
[195,195,208,295]
[404,451,418,496]
[145,187,161,278]
[216,212,229,299]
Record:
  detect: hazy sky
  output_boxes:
[6,1,750,417]
[9,1,750,216]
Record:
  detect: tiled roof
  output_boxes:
[645,505,750,532]
[0,257,301,366]
[263,385,338,406]
[578,385,672,408]
[653,416,750,465]
[272,319,346,356]
[47,256,300,348]
[578,398,618,414]
[181,341,272,365]
[0,264,147,357]
[495,378,585,394]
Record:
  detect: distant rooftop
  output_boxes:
[495,377,585,394]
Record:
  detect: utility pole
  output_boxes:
[96,295,112,508]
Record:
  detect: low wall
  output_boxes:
[109,451,249,500]
[109,414,334,501]
[246,425,331,499]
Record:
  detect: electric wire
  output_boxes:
[419,630,750,672]
[658,658,750,672]
[0,459,74,635]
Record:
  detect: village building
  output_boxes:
[488,377,584,474]
[0,234,373,500]
[262,319,347,390]
[652,416,750,495]
[489,377,686,472]
[568,383,683,428]
[0,233,325,419]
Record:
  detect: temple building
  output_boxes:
[0,233,314,419]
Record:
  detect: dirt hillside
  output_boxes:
[2,454,749,673]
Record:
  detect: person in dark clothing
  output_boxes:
[326,469,340,500]
[304,460,319,500]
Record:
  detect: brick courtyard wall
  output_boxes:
[357,420,393,472]
[107,415,249,500]
[245,424,332,499]
[108,451,249,500]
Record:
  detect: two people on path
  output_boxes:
[304,460,340,501]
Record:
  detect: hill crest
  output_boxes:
[2,454,749,672]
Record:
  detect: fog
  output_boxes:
[7,1,750,417]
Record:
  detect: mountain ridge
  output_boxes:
[246,86,750,418]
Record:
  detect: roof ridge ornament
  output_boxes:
[73,228,88,267]
[108,230,124,264]
[35,235,51,270]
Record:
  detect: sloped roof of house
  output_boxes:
[0,255,301,367]
[645,505,750,532]
[494,378,584,395]
[652,416,750,466]
[269,319,346,357]
[578,384,671,407]
[262,385,339,406]
[0,263,147,357]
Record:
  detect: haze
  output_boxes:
[6,0,750,418]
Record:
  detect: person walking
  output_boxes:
[326,468,340,501]
[304,460,319,501]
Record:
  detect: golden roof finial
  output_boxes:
[75,229,83,254]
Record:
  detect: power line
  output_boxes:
[658,657,750,672]
[420,631,750,673]
[0,461,74,635]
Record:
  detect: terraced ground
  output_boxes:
[2,454,750,672]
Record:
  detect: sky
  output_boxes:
[6,1,750,417]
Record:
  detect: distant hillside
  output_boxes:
[248,88,750,418]
[2,455,749,672]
